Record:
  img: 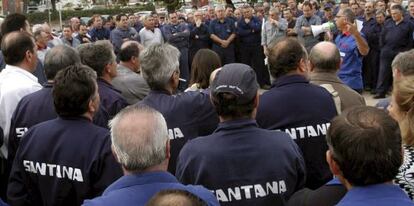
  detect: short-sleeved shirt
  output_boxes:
[256,74,337,189]
[138,90,218,174]
[82,171,220,206]
[335,32,366,90]
[176,119,306,206]
[7,117,123,206]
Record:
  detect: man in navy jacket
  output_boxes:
[256,38,337,190]
[7,64,122,206]
[176,63,306,206]
[83,104,219,206]
[138,43,219,174]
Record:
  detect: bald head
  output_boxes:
[309,41,341,72]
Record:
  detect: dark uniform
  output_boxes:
[377,18,414,96]
[7,83,110,172]
[256,74,337,189]
[139,90,218,174]
[97,78,128,118]
[189,23,210,68]
[7,117,122,206]
[209,18,236,65]
[162,23,190,89]
[237,16,269,86]
[360,16,382,91]
[88,27,110,42]
[176,119,306,206]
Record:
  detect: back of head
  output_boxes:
[78,42,115,77]
[210,63,259,119]
[327,106,402,186]
[53,64,98,117]
[146,189,207,206]
[0,13,28,40]
[392,75,414,146]
[119,41,141,62]
[109,104,168,172]
[1,31,35,66]
[190,49,222,89]
[139,43,180,90]
[309,42,341,72]
[44,45,81,80]
[268,37,307,78]
[392,49,414,77]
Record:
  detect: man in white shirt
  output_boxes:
[0,32,42,159]
[139,15,164,47]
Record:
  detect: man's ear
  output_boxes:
[326,150,341,176]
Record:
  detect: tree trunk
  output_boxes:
[51,0,56,11]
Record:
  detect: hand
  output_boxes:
[221,40,229,48]
[272,19,278,25]
[196,20,202,27]
[195,35,199,39]
[245,18,250,24]
[345,21,358,35]
[122,38,129,42]
[83,38,91,43]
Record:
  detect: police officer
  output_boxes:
[78,41,129,118]
[162,12,191,90]
[209,5,236,65]
[138,44,218,174]
[256,38,337,190]
[7,64,122,206]
[176,63,306,206]
[7,45,110,177]
[237,5,270,88]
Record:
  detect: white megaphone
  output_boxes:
[311,22,335,37]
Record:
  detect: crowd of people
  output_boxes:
[0,0,413,205]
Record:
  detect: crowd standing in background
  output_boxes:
[0,0,414,205]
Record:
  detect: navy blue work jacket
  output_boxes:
[82,171,220,206]
[138,90,219,174]
[176,119,306,206]
[209,18,236,43]
[97,78,128,118]
[236,16,262,46]
[7,116,122,206]
[88,27,110,42]
[380,18,414,57]
[162,23,190,48]
[256,74,337,189]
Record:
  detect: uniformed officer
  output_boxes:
[7,64,122,206]
[176,63,306,206]
[78,41,129,118]
[162,12,191,90]
[256,38,337,190]
[82,105,220,206]
[209,5,236,65]
[138,43,218,174]
[237,5,270,88]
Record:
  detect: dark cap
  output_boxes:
[211,63,259,104]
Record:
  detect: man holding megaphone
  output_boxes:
[334,8,369,94]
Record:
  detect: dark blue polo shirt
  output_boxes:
[97,79,128,118]
[381,18,414,57]
[360,17,381,50]
[337,184,414,206]
[176,119,306,206]
[88,27,111,42]
[209,18,236,44]
[189,23,210,50]
[236,16,262,46]
[7,116,122,206]
[138,90,219,174]
[256,74,337,189]
[162,23,190,48]
[7,84,110,168]
[83,171,220,206]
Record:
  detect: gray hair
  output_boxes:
[392,49,414,76]
[215,5,225,11]
[78,42,115,77]
[140,43,180,90]
[32,24,44,33]
[269,7,280,15]
[342,8,356,22]
[44,45,81,80]
[109,104,169,172]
